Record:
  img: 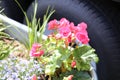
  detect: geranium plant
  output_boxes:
[29,18,98,80]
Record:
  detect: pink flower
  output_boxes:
[69,22,89,44]
[75,32,90,44]
[32,74,37,80]
[67,35,72,43]
[71,61,76,68]
[68,75,74,80]
[30,50,44,57]
[64,34,75,46]
[77,22,87,31]
[70,22,87,34]
[59,26,71,38]
[69,22,75,30]
[32,43,41,49]
[48,19,59,30]
[55,33,62,39]
[30,43,44,57]
[59,18,70,28]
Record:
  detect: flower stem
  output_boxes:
[48,76,51,80]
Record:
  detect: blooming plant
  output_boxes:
[30,18,98,80]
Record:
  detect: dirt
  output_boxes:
[1,38,28,59]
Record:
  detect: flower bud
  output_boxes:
[71,61,76,68]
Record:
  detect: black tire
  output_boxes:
[90,0,120,32]
[26,0,120,80]
[0,0,33,23]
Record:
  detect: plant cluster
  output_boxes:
[29,18,98,80]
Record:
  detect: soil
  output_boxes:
[1,38,28,59]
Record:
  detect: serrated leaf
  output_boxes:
[73,45,98,71]
[58,47,71,61]
[45,64,56,75]
[81,49,96,62]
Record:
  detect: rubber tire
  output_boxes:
[90,0,120,32]
[0,0,33,23]
[26,0,120,80]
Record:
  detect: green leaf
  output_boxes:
[58,47,71,60]
[73,45,98,71]
[81,49,98,63]
[45,64,57,75]
[45,50,62,76]
[52,69,91,80]
[15,0,55,50]
[63,59,72,71]
[0,20,10,39]
[0,41,12,60]
[0,28,6,32]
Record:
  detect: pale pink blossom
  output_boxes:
[75,32,90,44]
[59,18,70,28]
[71,61,76,68]
[32,74,37,80]
[70,22,87,34]
[77,22,87,31]
[68,75,74,80]
[32,43,41,49]
[30,43,44,57]
[48,19,59,30]
[59,26,71,38]
[69,22,78,34]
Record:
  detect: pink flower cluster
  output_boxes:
[30,18,89,60]
[30,43,44,57]
[48,18,90,44]
[68,75,74,80]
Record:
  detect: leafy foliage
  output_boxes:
[0,20,10,39]
[15,0,55,50]
[0,20,12,60]
[73,45,98,71]
[29,17,99,79]
[53,69,91,80]
[0,40,13,60]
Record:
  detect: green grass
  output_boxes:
[0,20,13,60]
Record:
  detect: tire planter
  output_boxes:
[25,0,120,80]
[0,14,98,80]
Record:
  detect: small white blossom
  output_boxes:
[0,56,43,79]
